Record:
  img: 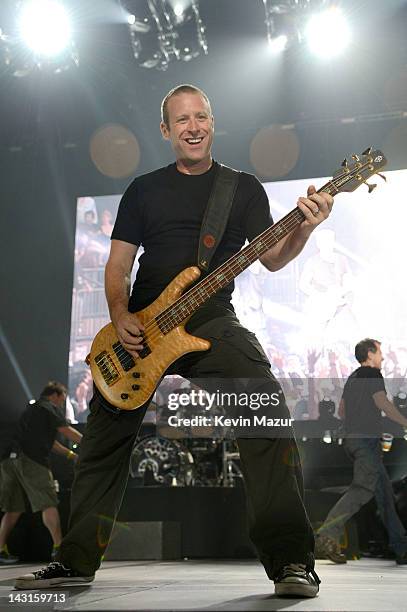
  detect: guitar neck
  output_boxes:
[155,180,339,334]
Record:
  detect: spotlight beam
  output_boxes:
[18,0,72,57]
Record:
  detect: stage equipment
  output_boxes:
[129,436,244,488]
[221,440,243,487]
[18,0,71,56]
[120,0,208,70]
[263,0,347,53]
[305,7,350,58]
[129,435,194,486]
[263,1,350,57]
[87,148,387,411]
[263,0,304,49]
[0,0,79,76]
[185,439,221,486]
[394,391,407,417]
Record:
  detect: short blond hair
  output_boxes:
[161,84,212,127]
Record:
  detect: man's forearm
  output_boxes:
[58,425,83,444]
[382,400,407,428]
[52,440,77,460]
[105,262,131,321]
[261,226,313,272]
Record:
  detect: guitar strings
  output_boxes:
[112,162,375,363]
[113,208,313,362]
[113,181,342,360]
[149,160,376,335]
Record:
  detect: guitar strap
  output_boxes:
[197,163,240,272]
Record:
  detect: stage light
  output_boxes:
[18,0,72,57]
[268,35,288,54]
[127,14,136,25]
[305,7,350,59]
[29,399,36,404]
[125,0,207,70]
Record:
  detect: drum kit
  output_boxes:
[129,435,243,488]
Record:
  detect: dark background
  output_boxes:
[1,0,407,419]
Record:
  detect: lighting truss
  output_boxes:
[121,0,208,70]
[262,0,328,47]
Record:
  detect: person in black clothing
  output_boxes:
[15,85,334,596]
[316,338,407,564]
[0,382,82,564]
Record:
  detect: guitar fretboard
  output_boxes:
[155,179,340,334]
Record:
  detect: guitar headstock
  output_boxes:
[331,147,387,194]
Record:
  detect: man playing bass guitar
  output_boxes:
[15,84,333,597]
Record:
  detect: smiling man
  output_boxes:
[15,85,334,597]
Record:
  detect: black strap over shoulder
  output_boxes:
[197,163,240,271]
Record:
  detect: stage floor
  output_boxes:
[1,559,406,611]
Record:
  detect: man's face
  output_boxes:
[370,342,383,369]
[160,92,214,166]
[85,212,95,225]
[51,392,67,408]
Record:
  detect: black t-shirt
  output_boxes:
[111,161,272,313]
[343,366,386,437]
[17,398,67,467]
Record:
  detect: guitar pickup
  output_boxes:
[138,342,151,359]
[112,342,135,372]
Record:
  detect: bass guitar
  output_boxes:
[87,147,386,410]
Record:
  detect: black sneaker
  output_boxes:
[14,562,94,590]
[0,549,19,565]
[274,564,320,598]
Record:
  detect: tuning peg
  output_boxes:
[341,158,349,168]
[362,147,372,156]
[377,173,387,182]
[352,154,360,162]
[364,181,377,193]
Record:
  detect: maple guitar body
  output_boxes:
[88,266,210,411]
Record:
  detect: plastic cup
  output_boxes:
[381,432,394,452]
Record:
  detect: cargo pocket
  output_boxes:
[212,323,270,367]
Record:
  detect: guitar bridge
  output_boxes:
[95,351,119,386]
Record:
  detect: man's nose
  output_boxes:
[187,117,199,132]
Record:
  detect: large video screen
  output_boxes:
[67,170,407,423]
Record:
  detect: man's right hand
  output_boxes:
[113,311,145,356]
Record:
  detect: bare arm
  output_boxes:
[338,398,346,420]
[373,391,407,428]
[105,239,144,356]
[260,186,334,272]
[57,425,83,444]
[52,439,78,462]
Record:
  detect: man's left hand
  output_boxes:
[297,185,333,234]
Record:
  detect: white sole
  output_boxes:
[14,576,94,590]
[275,582,319,598]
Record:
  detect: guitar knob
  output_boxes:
[132,384,140,391]
[132,372,141,378]
[121,393,129,400]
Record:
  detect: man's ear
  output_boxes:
[160,121,170,140]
